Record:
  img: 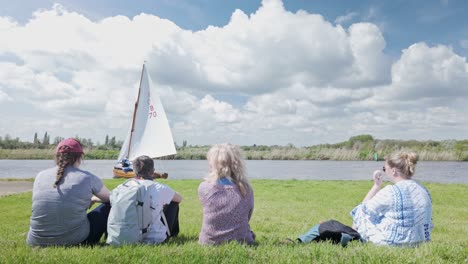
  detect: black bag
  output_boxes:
[316,219,361,246]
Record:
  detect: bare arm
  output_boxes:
[362,170,383,202]
[172,192,183,203]
[93,185,111,203]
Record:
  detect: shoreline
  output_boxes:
[0,180,33,197]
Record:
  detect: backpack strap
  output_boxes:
[161,211,171,237]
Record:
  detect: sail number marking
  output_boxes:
[149,105,158,118]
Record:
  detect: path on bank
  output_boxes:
[0,181,33,197]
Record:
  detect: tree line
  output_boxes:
[0,132,123,150]
[0,133,467,161]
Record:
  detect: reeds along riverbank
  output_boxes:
[0,148,55,159]
[0,147,466,161]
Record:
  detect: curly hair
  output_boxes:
[206,143,251,197]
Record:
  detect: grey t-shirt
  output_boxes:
[27,166,104,246]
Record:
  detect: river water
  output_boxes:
[0,159,466,184]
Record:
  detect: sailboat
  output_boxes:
[113,63,177,179]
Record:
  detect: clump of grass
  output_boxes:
[0,179,467,263]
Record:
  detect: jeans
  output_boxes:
[298,223,321,243]
[82,203,111,245]
[298,220,361,247]
[162,201,180,239]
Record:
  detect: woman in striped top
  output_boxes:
[351,151,433,246]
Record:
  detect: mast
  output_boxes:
[126,63,146,159]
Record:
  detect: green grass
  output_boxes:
[0,178,34,182]
[1,180,467,263]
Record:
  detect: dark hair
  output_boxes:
[53,146,83,188]
[133,155,154,180]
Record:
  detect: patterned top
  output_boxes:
[350,180,433,246]
[198,180,255,245]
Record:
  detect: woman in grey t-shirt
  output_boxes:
[27,138,111,246]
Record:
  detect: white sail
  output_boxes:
[118,64,177,161]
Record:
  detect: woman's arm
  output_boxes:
[362,170,383,202]
[172,192,183,203]
[94,185,111,203]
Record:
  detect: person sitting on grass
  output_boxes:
[285,150,433,247]
[351,150,433,246]
[198,143,256,245]
[27,138,111,246]
[133,155,183,244]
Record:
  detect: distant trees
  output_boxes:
[174,140,189,150]
[53,136,64,145]
[109,136,116,148]
[0,132,122,151]
[42,132,50,145]
[0,133,467,161]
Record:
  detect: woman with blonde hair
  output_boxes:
[27,138,111,246]
[286,150,432,247]
[351,150,433,246]
[198,143,255,245]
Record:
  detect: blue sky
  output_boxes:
[1,0,467,146]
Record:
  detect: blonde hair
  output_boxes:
[53,145,82,188]
[385,151,419,179]
[206,143,251,197]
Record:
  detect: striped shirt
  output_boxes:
[350,180,433,246]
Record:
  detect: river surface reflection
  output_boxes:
[0,159,466,184]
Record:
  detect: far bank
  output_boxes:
[0,145,467,161]
[1,135,467,161]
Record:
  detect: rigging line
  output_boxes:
[127,63,145,159]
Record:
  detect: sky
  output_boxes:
[0,0,467,146]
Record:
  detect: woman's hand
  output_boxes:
[89,195,102,209]
[362,170,384,202]
[372,170,383,187]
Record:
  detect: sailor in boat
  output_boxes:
[113,158,168,179]
[113,158,133,172]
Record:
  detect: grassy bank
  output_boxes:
[1,179,467,263]
[1,134,467,161]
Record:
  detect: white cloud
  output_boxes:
[390,42,468,99]
[147,0,391,93]
[335,12,358,24]
[199,95,241,123]
[0,89,12,102]
[0,0,467,146]
[335,23,392,87]
[0,62,77,100]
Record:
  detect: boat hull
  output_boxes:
[112,169,168,179]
